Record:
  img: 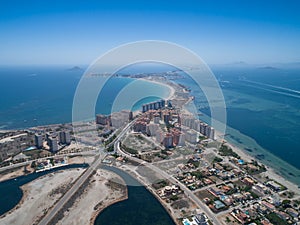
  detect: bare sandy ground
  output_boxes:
[67,155,95,165]
[56,168,127,225]
[0,168,85,225]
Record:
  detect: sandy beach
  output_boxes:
[141,77,176,101]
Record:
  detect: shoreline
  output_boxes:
[0,168,85,225]
[140,77,176,101]
[147,76,300,192]
[220,135,300,193]
[0,185,29,219]
[107,165,180,225]
[89,188,128,225]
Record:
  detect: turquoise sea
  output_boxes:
[0,66,170,130]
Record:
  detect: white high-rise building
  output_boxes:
[185,130,197,144]
[48,137,58,153]
[35,134,43,149]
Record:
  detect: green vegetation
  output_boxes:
[106,145,114,152]
[226,188,237,195]
[266,212,289,225]
[190,171,204,179]
[121,144,138,155]
[286,191,295,198]
[213,156,223,163]
[170,195,179,201]
[240,185,252,192]
[249,191,259,199]
[49,158,55,166]
[198,135,206,141]
[245,161,267,175]
[161,149,169,155]
[31,161,36,168]
[219,144,240,158]
[281,199,291,209]
[187,159,200,168]
[225,217,231,223]
[166,123,174,131]
[104,134,116,146]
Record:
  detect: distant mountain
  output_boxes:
[231,61,248,65]
[67,66,84,72]
[257,66,280,70]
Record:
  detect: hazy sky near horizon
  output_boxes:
[0,0,299,65]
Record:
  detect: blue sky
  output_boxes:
[0,0,300,65]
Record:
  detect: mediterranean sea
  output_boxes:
[177,65,300,185]
[0,64,300,185]
[0,65,170,129]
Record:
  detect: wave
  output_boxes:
[242,79,300,99]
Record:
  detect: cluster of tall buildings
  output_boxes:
[132,100,216,149]
[181,114,215,140]
[0,126,74,162]
[44,130,71,153]
[156,128,185,148]
[96,110,133,129]
[142,99,172,113]
[133,107,185,148]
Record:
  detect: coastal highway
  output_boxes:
[38,153,103,225]
[38,120,136,225]
[115,141,223,225]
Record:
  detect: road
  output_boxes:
[116,140,223,225]
[38,116,223,225]
[38,120,136,225]
[38,153,102,225]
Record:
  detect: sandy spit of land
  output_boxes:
[0,168,85,225]
[56,168,127,225]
